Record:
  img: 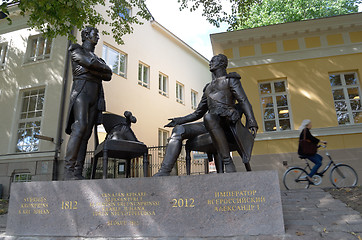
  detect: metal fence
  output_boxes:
[83,145,209,179]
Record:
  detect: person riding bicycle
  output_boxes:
[298,119,327,183]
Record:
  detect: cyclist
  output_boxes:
[298,119,327,183]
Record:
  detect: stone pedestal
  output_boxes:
[6,170,284,237]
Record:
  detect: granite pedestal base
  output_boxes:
[6,170,284,237]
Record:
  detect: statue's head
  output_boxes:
[209,54,228,72]
[81,26,99,44]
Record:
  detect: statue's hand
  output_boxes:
[164,118,181,128]
[250,127,258,138]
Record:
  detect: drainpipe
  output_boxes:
[53,32,73,181]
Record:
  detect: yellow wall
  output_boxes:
[252,133,362,155]
[231,53,362,131]
[304,36,321,48]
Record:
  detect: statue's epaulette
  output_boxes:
[227,72,241,79]
[203,83,210,92]
[68,43,82,51]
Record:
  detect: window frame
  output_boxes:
[138,62,150,88]
[259,79,293,132]
[25,34,52,63]
[13,173,32,182]
[102,44,127,78]
[158,128,169,157]
[158,72,168,97]
[0,42,8,70]
[191,89,198,110]
[15,87,45,153]
[176,82,184,104]
[329,71,362,125]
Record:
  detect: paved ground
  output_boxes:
[0,188,361,240]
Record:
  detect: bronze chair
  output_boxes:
[185,120,254,175]
[91,112,148,179]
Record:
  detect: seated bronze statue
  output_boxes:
[154,54,258,176]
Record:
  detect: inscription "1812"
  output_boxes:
[172,198,195,208]
[61,201,78,210]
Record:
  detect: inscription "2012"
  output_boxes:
[172,198,195,208]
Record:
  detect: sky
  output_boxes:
[145,0,229,60]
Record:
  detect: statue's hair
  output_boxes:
[215,54,228,69]
[81,26,98,42]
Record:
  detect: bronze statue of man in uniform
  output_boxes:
[64,26,112,180]
[154,54,258,176]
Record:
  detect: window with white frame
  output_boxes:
[158,129,169,157]
[191,90,198,109]
[13,173,32,182]
[0,42,8,70]
[138,62,150,88]
[259,80,291,132]
[102,45,127,78]
[176,82,184,104]
[16,87,45,152]
[25,35,52,62]
[330,72,362,125]
[159,73,168,96]
[158,129,169,147]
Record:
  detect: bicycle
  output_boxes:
[283,145,358,190]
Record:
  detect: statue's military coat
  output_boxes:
[175,72,258,163]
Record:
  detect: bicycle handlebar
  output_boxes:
[318,143,327,149]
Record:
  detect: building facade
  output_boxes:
[211,13,362,188]
[0,3,210,198]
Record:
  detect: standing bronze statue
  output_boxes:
[154,54,258,176]
[64,26,112,180]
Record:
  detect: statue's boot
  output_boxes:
[74,139,88,180]
[223,157,237,173]
[153,138,182,177]
[64,135,82,181]
[206,124,236,173]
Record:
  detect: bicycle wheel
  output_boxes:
[283,167,310,190]
[330,164,358,188]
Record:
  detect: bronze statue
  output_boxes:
[64,26,112,180]
[154,54,258,176]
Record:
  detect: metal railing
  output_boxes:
[83,145,208,179]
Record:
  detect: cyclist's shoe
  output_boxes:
[306,176,314,184]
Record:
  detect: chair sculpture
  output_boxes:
[91,111,148,179]
[185,119,254,175]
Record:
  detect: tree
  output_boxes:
[0,0,151,44]
[238,0,361,30]
[178,0,361,30]
[178,0,260,31]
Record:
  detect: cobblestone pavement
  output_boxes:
[0,188,361,240]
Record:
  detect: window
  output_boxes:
[158,129,169,157]
[159,73,168,96]
[102,45,127,78]
[0,42,8,70]
[13,173,32,182]
[330,72,362,125]
[176,82,184,104]
[259,80,291,131]
[191,90,198,109]
[138,62,150,88]
[16,87,45,152]
[26,35,52,62]
[158,129,169,147]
